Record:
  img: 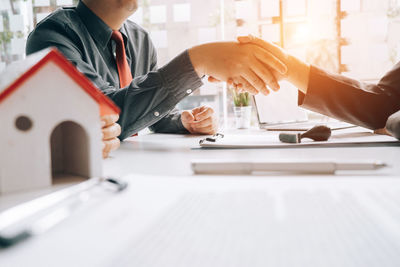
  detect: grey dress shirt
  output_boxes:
[26,1,203,140]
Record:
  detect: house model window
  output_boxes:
[15,115,33,131]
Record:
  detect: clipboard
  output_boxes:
[199,129,400,149]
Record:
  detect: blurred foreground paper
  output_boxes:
[111,176,400,267]
[1,175,400,267]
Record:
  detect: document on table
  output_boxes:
[2,175,400,267]
[199,128,400,148]
[111,176,400,267]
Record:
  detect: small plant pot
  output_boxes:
[233,106,252,129]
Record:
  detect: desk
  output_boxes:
[2,129,399,212]
[1,130,400,267]
[104,129,400,177]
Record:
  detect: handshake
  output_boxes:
[188,35,310,96]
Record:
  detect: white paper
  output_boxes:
[9,14,24,32]
[150,30,168,48]
[128,7,143,24]
[199,128,399,149]
[109,175,400,267]
[150,5,167,24]
[173,3,191,22]
[1,174,400,267]
[33,0,50,7]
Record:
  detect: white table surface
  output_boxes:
[1,128,400,267]
[1,128,399,212]
[103,128,400,178]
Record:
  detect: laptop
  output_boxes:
[254,81,355,131]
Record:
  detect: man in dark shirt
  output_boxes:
[26,0,287,157]
[235,36,400,140]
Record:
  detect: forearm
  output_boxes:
[285,55,310,94]
[188,45,207,78]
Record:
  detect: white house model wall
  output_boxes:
[0,61,103,194]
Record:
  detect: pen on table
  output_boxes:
[191,160,388,175]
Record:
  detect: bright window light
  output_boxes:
[128,7,143,25]
[235,0,253,20]
[173,3,191,22]
[341,0,361,12]
[9,14,24,32]
[0,15,3,32]
[56,0,73,6]
[10,38,26,55]
[260,0,280,18]
[36,13,50,23]
[286,0,307,17]
[198,27,217,43]
[261,24,280,43]
[150,5,167,24]
[33,0,50,7]
[150,30,168,48]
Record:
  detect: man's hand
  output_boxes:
[101,114,121,158]
[188,42,287,96]
[236,35,311,94]
[181,106,218,135]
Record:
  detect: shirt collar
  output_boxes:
[76,1,128,49]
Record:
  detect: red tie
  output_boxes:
[111,30,133,88]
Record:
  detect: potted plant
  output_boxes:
[232,90,252,129]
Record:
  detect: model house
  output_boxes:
[0,48,120,194]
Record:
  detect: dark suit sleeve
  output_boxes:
[299,65,400,130]
[386,111,400,140]
[146,39,190,134]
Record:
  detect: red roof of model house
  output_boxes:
[0,48,120,116]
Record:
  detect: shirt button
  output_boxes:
[186,89,192,94]
[154,111,160,117]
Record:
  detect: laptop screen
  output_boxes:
[254,81,308,125]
